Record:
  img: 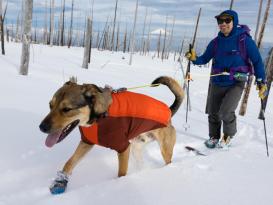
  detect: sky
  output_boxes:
[3,0,273,44]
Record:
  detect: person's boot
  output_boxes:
[218,134,232,149]
[204,137,219,149]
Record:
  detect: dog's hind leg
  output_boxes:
[62,140,94,175]
[156,125,176,164]
[117,145,131,177]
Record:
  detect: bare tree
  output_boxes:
[161,16,168,61]
[43,0,48,44]
[49,0,55,46]
[111,0,118,51]
[179,38,184,58]
[60,0,65,46]
[82,17,92,68]
[257,0,271,48]
[239,0,271,116]
[98,16,109,50]
[68,0,74,48]
[6,24,9,42]
[115,22,120,51]
[0,0,7,54]
[129,0,138,65]
[19,0,33,75]
[254,0,263,42]
[0,0,5,55]
[95,30,100,48]
[34,15,37,43]
[166,16,175,59]
[88,0,94,62]
[123,26,127,53]
[229,0,234,9]
[145,13,152,55]
[141,7,147,55]
[157,30,161,58]
[15,13,20,42]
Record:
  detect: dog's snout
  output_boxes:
[39,121,51,133]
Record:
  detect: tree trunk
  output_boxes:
[43,0,48,44]
[68,0,74,48]
[254,0,263,42]
[229,0,234,9]
[19,0,33,75]
[141,7,147,55]
[6,25,9,42]
[123,26,127,53]
[88,19,93,63]
[111,0,118,51]
[115,22,119,51]
[161,16,168,61]
[0,0,5,55]
[129,0,138,65]
[157,30,161,58]
[239,0,271,116]
[49,0,55,46]
[257,0,271,49]
[82,17,92,69]
[15,14,20,42]
[166,16,175,59]
[60,0,65,46]
[145,14,152,55]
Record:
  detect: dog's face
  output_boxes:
[39,81,112,148]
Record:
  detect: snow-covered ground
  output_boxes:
[0,42,273,205]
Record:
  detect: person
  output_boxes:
[185,10,267,149]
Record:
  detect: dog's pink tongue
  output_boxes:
[45,131,62,148]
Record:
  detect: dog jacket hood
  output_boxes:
[79,91,171,153]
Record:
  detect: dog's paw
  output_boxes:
[50,179,68,195]
[49,171,69,195]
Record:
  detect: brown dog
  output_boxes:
[39,76,184,194]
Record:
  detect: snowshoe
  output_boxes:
[204,137,219,149]
[49,171,69,195]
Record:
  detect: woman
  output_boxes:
[186,10,267,148]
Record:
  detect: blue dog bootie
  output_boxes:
[49,171,69,195]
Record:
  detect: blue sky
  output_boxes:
[4,0,273,43]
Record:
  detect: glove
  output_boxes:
[185,49,196,61]
[256,80,268,100]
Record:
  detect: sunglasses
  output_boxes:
[217,18,232,25]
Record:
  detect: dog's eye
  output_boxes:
[62,107,72,113]
[49,103,53,109]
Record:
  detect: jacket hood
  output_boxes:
[215,10,239,37]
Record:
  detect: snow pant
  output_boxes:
[207,82,245,139]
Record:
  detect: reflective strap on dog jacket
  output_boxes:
[79,91,171,153]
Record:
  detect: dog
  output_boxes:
[39,76,184,194]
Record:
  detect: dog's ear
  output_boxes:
[82,84,112,114]
[64,81,77,86]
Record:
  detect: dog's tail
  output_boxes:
[152,76,184,116]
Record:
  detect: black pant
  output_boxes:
[207,82,245,139]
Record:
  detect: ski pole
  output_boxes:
[185,44,192,130]
[184,8,202,130]
[260,99,269,157]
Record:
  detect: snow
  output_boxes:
[0,42,273,205]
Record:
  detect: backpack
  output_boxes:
[211,25,254,79]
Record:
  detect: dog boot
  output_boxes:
[204,137,219,149]
[49,171,69,195]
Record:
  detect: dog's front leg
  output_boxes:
[62,140,94,175]
[50,141,93,194]
[117,145,130,177]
